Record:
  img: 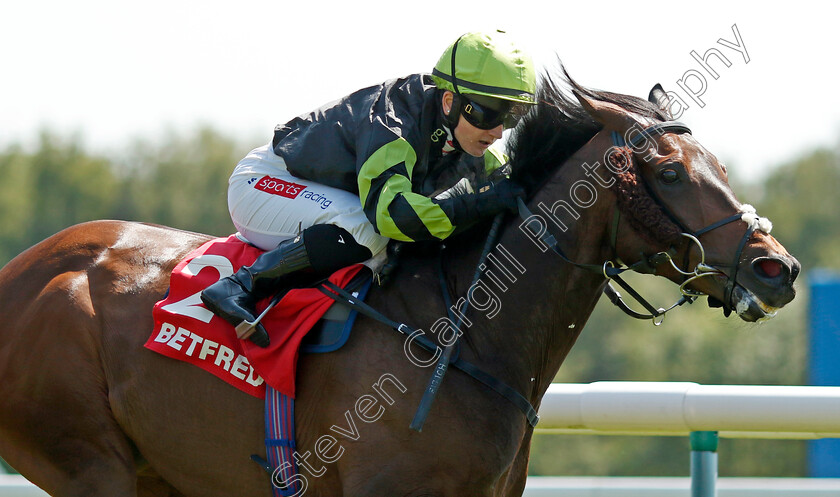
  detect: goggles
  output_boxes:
[460,95,529,130]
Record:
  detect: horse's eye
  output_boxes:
[660,169,680,184]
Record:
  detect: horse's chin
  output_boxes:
[730,285,780,323]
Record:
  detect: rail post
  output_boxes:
[690,431,718,497]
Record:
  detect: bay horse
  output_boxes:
[0,73,799,497]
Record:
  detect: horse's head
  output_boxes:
[573,85,800,322]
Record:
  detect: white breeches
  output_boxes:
[227,144,389,255]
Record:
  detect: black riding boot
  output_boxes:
[200,235,312,347]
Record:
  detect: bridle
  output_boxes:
[518,120,772,323]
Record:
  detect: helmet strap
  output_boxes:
[437,98,464,153]
[444,35,465,129]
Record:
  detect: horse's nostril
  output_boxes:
[757,259,783,279]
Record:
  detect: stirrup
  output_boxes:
[234,292,286,347]
[234,296,281,338]
[243,326,270,348]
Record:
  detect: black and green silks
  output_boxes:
[271,74,505,242]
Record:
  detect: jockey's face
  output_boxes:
[454,116,504,157]
[442,91,504,157]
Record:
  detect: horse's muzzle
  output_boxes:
[732,254,800,322]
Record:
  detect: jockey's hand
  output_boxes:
[475,178,525,217]
[377,241,404,287]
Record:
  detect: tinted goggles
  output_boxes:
[460,95,529,130]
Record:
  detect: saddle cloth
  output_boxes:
[144,234,365,398]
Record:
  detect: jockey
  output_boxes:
[201,31,536,347]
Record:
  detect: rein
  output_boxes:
[518,199,693,324]
[409,213,507,431]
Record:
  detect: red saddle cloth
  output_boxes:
[144,235,363,399]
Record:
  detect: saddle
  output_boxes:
[144,235,374,399]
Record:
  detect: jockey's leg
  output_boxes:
[200,224,372,346]
[209,143,388,345]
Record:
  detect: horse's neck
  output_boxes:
[460,131,617,404]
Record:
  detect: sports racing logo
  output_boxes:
[254,175,306,199]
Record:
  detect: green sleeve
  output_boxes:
[357,138,459,241]
[484,145,508,176]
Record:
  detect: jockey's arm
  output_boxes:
[357,138,515,242]
[358,137,457,242]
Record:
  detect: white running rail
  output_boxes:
[537,381,840,438]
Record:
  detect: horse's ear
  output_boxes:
[573,89,646,134]
[648,84,673,119]
[648,84,666,106]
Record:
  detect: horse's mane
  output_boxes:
[507,67,681,245]
[508,67,670,195]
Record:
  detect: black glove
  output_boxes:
[434,178,525,230]
[474,178,525,217]
[377,241,404,287]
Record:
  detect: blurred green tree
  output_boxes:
[0,131,119,265]
[0,127,246,268]
[116,127,240,237]
[754,147,840,271]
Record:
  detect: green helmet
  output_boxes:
[432,31,536,105]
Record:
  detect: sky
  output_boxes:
[2,0,838,181]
